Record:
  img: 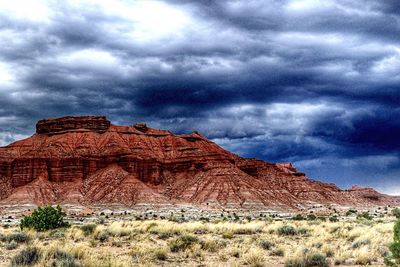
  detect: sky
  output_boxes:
[0,0,399,194]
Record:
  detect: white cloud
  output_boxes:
[0,0,52,23]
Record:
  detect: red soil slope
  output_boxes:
[0,116,398,210]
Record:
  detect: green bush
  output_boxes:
[278,225,297,236]
[292,214,305,221]
[168,235,199,252]
[357,211,372,220]
[393,208,400,219]
[385,219,400,266]
[329,215,339,222]
[307,214,317,221]
[11,247,41,266]
[20,205,69,231]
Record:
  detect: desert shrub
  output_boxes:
[154,248,168,261]
[259,240,273,250]
[357,212,372,220]
[385,219,400,266]
[20,205,69,231]
[292,214,305,220]
[5,240,18,250]
[11,246,41,266]
[278,225,297,236]
[329,216,339,222]
[307,214,317,221]
[297,228,309,235]
[393,208,400,219]
[168,235,199,252]
[352,239,370,249]
[80,224,96,236]
[3,232,30,243]
[96,230,110,242]
[50,250,80,267]
[285,253,329,267]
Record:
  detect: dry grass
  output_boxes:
[0,218,395,266]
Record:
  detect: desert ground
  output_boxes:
[0,207,398,267]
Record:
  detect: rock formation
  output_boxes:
[0,116,398,210]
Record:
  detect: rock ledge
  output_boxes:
[36,116,111,134]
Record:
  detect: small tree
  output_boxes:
[385,219,400,266]
[20,205,69,231]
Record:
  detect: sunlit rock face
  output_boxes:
[0,116,398,210]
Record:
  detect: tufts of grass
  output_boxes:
[168,235,199,252]
[11,246,41,267]
[80,224,97,236]
[154,247,168,261]
[2,232,30,243]
[243,248,265,267]
[5,240,19,250]
[50,249,80,267]
[285,253,329,267]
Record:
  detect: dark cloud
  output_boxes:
[0,0,399,193]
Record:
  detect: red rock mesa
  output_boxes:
[0,116,398,210]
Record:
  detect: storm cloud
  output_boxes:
[0,0,399,192]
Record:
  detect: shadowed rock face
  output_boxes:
[36,116,111,134]
[0,116,398,210]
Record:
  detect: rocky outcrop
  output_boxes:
[36,116,111,134]
[0,116,398,210]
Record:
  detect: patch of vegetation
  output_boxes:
[222,232,234,239]
[277,225,308,236]
[385,218,400,266]
[95,230,110,242]
[154,248,168,261]
[50,250,80,267]
[243,248,265,267]
[20,205,69,231]
[307,214,317,221]
[278,225,297,236]
[285,253,329,267]
[259,240,273,250]
[292,214,305,220]
[352,239,370,249]
[329,215,339,222]
[2,232,30,243]
[168,235,199,252]
[5,240,18,250]
[80,224,97,236]
[11,247,41,267]
[357,211,372,220]
[393,208,400,219]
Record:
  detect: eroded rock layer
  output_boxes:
[0,116,398,210]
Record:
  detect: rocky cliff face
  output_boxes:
[0,116,398,210]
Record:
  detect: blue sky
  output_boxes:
[0,0,399,194]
